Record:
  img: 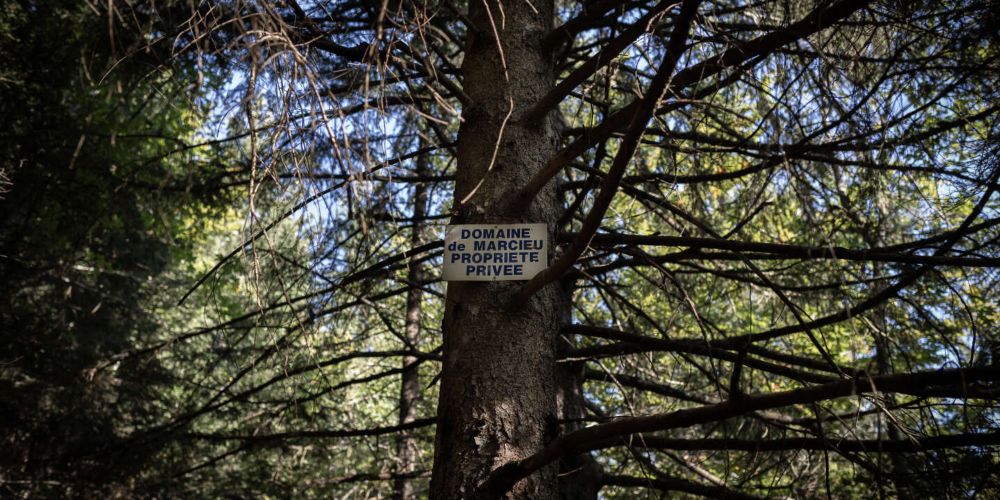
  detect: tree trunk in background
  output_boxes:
[555,360,602,500]
[429,0,570,497]
[869,190,912,499]
[394,137,429,500]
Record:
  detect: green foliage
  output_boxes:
[0,0,234,495]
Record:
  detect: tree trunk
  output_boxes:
[429,0,570,497]
[394,135,429,500]
[868,176,911,499]
[555,360,602,500]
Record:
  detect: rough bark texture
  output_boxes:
[429,0,570,497]
[394,142,429,500]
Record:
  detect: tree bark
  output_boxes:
[429,0,569,497]
[394,135,429,500]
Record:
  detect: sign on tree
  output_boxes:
[443,223,548,281]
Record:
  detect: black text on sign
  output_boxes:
[443,223,548,281]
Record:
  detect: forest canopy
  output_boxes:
[1,0,999,498]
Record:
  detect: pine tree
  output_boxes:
[31,0,1000,497]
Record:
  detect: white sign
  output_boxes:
[443,223,548,281]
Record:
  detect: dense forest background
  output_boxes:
[2,0,999,498]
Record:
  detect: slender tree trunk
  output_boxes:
[394,137,429,500]
[868,175,911,499]
[873,291,913,498]
[429,0,570,497]
[555,360,602,500]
